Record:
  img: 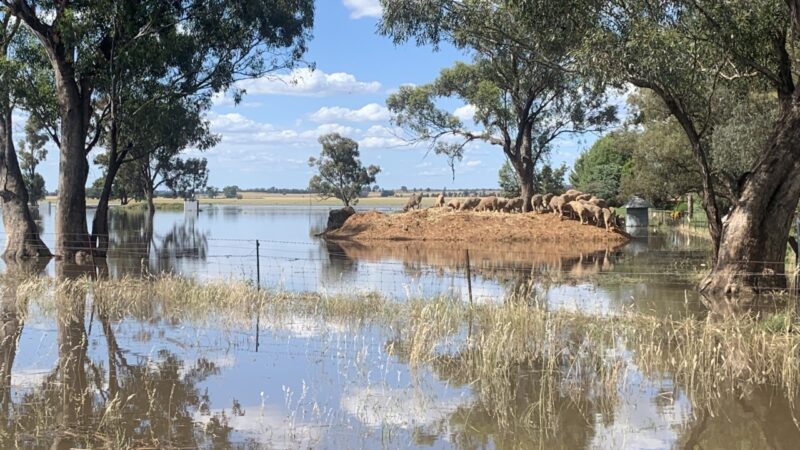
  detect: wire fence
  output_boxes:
[3,229,799,304]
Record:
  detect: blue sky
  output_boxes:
[31,0,611,191]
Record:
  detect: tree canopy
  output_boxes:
[308,133,380,207]
[570,131,634,205]
[381,0,616,211]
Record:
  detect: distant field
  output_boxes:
[46,193,442,208]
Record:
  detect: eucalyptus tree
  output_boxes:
[17,117,48,205]
[380,0,616,211]
[2,0,313,260]
[0,13,49,258]
[308,133,380,207]
[549,0,800,294]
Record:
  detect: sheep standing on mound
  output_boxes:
[542,193,554,212]
[588,197,607,209]
[459,197,481,211]
[531,194,543,212]
[576,193,593,202]
[434,193,445,208]
[601,208,618,232]
[584,203,602,225]
[496,198,508,211]
[503,197,524,213]
[568,200,592,224]
[403,193,422,212]
[550,196,572,219]
[447,199,461,210]
[476,196,499,212]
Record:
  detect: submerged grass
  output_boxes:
[4,273,800,444]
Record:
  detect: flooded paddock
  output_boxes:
[0,204,797,449]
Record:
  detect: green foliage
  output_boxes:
[308,133,380,207]
[165,158,208,200]
[206,186,219,199]
[498,161,520,198]
[618,89,776,208]
[499,160,567,197]
[381,0,615,207]
[536,164,568,195]
[223,186,239,199]
[17,117,49,204]
[570,132,634,204]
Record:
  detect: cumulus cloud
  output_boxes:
[237,68,381,96]
[309,103,391,123]
[207,113,406,150]
[342,0,382,19]
[453,104,477,122]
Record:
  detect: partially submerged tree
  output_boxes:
[308,133,380,207]
[381,0,616,211]
[566,0,795,294]
[0,14,49,258]
[2,0,314,261]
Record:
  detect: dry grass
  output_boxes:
[5,273,800,443]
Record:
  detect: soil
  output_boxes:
[324,207,630,244]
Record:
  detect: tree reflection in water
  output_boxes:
[0,263,229,447]
[106,210,209,276]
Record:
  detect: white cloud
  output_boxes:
[342,0,382,19]
[453,104,477,122]
[238,68,381,97]
[309,103,390,123]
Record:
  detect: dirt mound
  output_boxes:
[325,208,629,243]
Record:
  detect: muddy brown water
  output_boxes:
[0,204,796,448]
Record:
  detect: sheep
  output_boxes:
[583,203,603,225]
[561,192,580,203]
[459,197,482,211]
[503,197,524,213]
[549,195,563,215]
[550,195,573,219]
[588,197,608,209]
[403,193,422,212]
[576,193,592,201]
[541,193,554,212]
[496,198,508,211]
[446,199,461,210]
[434,193,446,208]
[475,196,499,212]
[531,194,543,212]
[565,189,582,197]
[568,200,590,223]
[601,207,618,232]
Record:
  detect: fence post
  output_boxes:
[255,239,261,351]
[465,249,473,304]
[256,240,261,290]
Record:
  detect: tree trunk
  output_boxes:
[0,110,51,259]
[54,80,91,261]
[700,107,800,296]
[145,188,156,217]
[91,156,122,257]
[520,173,535,212]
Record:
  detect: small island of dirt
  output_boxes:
[324,208,630,244]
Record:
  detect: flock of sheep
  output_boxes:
[402,189,620,232]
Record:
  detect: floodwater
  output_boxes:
[0,203,797,448]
